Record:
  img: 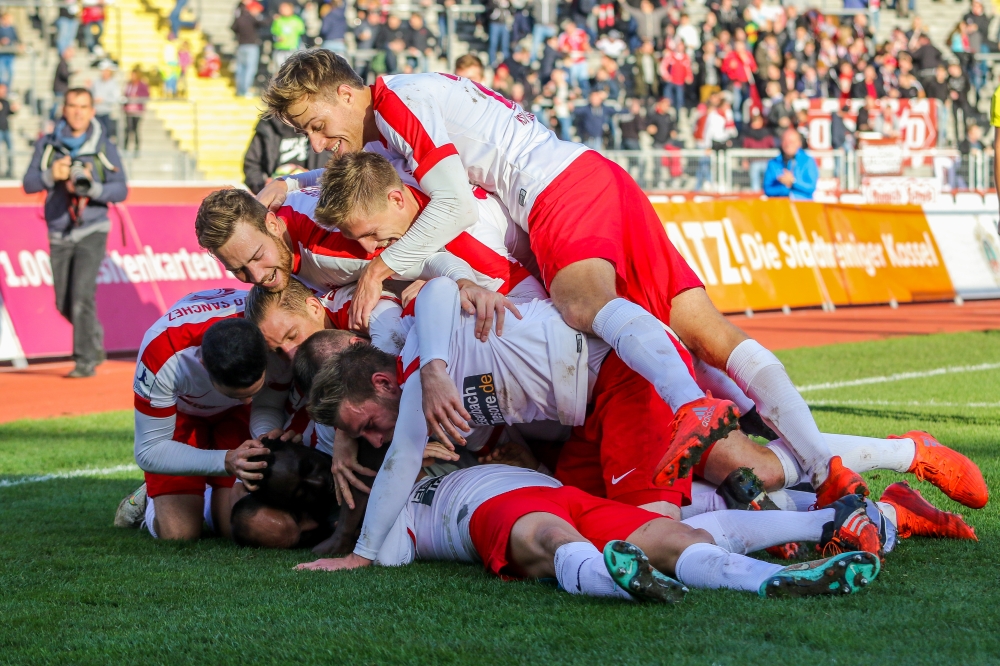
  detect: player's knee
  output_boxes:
[155,518,203,541]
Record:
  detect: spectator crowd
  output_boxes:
[241,0,996,172]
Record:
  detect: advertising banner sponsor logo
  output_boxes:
[651,199,955,312]
[800,98,939,152]
[0,202,241,358]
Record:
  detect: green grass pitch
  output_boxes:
[2,330,1000,664]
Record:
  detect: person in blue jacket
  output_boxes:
[763,128,818,200]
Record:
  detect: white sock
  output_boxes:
[767,438,808,488]
[553,541,633,600]
[768,433,916,486]
[693,356,755,414]
[728,339,832,486]
[673,542,783,592]
[770,489,818,512]
[681,480,729,519]
[592,298,704,411]
[825,434,915,474]
[682,508,833,554]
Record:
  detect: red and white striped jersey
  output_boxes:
[132,289,248,419]
[278,184,543,297]
[371,74,587,235]
[312,282,407,355]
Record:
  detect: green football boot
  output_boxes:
[603,540,688,603]
[759,551,880,599]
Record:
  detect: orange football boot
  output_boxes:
[765,543,804,560]
[818,494,884,560]
[880,481,978,541]
[890,431,989,509]
[813,456,870,508]
[652,393,739,487]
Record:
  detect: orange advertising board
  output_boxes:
[650,199,954,313]
[822,203,954,304]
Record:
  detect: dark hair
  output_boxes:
[293,329,367,394]
[309,342,395,426]
[65,87,93,105]
[201,318,268,389]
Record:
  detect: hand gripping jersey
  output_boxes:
[352,278,610,561]
[312,282,407,355]
[374,465,562,567]
[287,73,586,275]
[132,289,249,477]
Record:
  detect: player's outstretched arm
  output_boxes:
[351,376,428,562]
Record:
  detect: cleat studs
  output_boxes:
[772,580,781,587]
[842,586,851,594]
[853,554,862,562]
[630,580,641,590]
[838,560,847,567]
[617,568,627,576]
[860,578,869,586]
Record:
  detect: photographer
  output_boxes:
[23,87,127,378]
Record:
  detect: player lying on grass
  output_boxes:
[249,267,988,522]
[306,278,984,565]
[236,439,882,600]
[120,291,280,540]
[258,50,868,513]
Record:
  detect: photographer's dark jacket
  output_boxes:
[23,119,128,239]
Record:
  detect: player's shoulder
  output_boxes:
[139,289,247,364]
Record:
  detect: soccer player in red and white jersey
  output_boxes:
[130,290,274,540]
[195,174,542,329]
[296,464,883,601]
[256,51,867,510]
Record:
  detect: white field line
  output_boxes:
[807,399,1000,409]
[0,463,140,488]
[795,362,1000,393]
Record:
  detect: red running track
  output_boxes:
[0,300,997,424]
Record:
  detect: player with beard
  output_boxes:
[255,50,871,511]
[303,278,983,569]
[194,166,543,337]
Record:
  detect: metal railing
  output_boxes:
[603,149,720,192]
[1,149,200,182]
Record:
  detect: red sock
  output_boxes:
[691,441,718,480]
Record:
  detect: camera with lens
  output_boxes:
[69,160,93,197]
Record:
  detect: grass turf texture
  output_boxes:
[2,330,1000,664]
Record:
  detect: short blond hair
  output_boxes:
[262,49,365,123]
[195,188,270,253]
[244,276,317,326]
[314,152,403,231]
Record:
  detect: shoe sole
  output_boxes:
[604,540,688,603]
[653,403,740,487]
[760,551,880,599]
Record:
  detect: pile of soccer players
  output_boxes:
[114,49,988,602]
